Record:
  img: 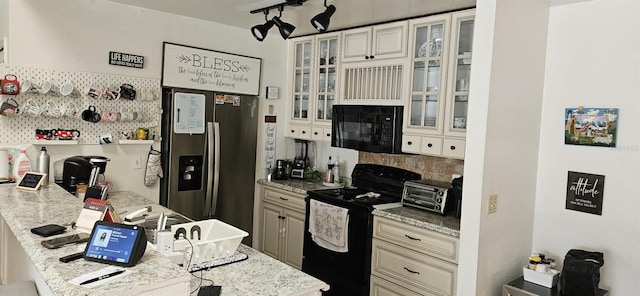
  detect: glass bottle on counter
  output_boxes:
[325,156,334,183]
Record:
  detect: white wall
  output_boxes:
[457,0,549,295]
[4,0,288,201]
[534,0,640,293]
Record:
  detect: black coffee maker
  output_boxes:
[273,159,289,180]
[61,156,109,193]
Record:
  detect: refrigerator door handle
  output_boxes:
[204,122,216,217]
[211,122,221,217]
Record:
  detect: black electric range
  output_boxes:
[303,164,421,296]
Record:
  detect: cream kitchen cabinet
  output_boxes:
[402,10,474,159]
[371,216,459,296]
[341,22,408,63]
[287,32,340,142]
[260,187,306,269]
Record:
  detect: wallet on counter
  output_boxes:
[30,224,67,237]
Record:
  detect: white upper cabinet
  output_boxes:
[405,14,451,135]
[341,22,408,62]
[287,33,340,141]
[290,37,314,123]
[443,10,475,137]
[402,9,475,159]
[313,33,340,125]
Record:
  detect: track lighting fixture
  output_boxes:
[272,5,296,40]
[251,10,274,42]
[310,0,336,32]
[250,0,336,41]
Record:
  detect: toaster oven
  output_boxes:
[401,181,450,214]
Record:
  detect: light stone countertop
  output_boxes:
[372,206,461,237]
[0,184,328,296]
[257,179,334,195]
[0,185,191,296]
[257,179,461,238]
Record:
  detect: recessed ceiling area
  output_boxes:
[108,0,476,37]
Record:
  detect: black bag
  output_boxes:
[560,249,604,296]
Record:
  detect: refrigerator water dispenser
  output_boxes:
[178,156,202,191]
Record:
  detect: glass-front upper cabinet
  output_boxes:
[444,10,475,137]
[314,33,339,123]
[406,14,451,133]
[292,38,312,121]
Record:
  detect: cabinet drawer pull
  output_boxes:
[291,130,295,133]
[365,56,370,60]
[369,55,375,59]
[407,141,413,145]
[279,196,289,201]
[314,131,319,135]
[326,133,331,137]
[302,131,306,134]
[427,143,433,148]
[450,145,456,150]
[404,267,420,275]
[405,234,421,241]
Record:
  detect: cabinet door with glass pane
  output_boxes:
[406,15,450,135]
[291,37,313,122]
[314,33,340,125]
[444,10,474,137]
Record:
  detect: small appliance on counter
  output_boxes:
[401,180,453,215]
[273,159,290,180]
[450,176,463,218]
[61,156,110,193]
[290,139,309,179]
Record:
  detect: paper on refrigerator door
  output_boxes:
[174,92,205,134]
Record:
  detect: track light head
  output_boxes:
[272,16,296,39]
[252,20,274,42]
[310,4,336,32]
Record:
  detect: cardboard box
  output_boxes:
[523,267,559,288]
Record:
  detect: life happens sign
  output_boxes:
[162,42,261,95]
[109,51,144,68]
[566,171,605,215]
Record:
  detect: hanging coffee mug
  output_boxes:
[21,99,42,117]
[119,84,136,100]
[1,74,21,95]
[55,129,80,140]
[0,98,19,117]
[100,108,118,123]
[82,105,101,123]
[102,86,120,100]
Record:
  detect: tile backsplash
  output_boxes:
[358,152,464,183]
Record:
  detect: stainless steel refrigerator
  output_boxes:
[160,88,258,245]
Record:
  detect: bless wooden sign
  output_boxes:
[161,42,262,96]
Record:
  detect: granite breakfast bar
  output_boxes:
[0,184,328,296]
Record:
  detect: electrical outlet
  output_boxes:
[133,156,142,170]
[488,194,498,214]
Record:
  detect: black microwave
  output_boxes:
[331,105,403,154]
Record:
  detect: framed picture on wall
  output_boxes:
[564,107,618,147]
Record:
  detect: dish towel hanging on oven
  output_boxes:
[309,199,349,253]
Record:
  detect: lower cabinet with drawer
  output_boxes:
[370,216,459,296]
[260,187,306,269]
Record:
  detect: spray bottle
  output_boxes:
[12,146,32,180]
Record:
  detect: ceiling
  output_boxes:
[108,0,476,37]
